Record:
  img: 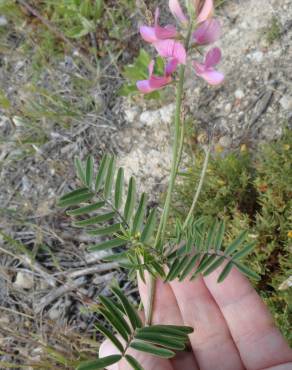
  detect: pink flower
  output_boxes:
[140,8,186,65]
[140,8,177,43]
[169,0,214,24]
[136,60,174,94]
[193,18,221,45]
[193,47,224,85]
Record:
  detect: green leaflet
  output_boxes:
[214,221,225,252]
[89,237,126,252]
[130,341,175,358]
[141,209,157,243]
[124,177,136,223]
[95,323,124,353]
[98,307,129,341]
[85,155,94,188]
[179,254,200,281]
[76,355,122,370]
[111,286,143,329]
[104,155,116,198]
[138,325,193,336]
[115,167,124,209]
[66,201,105,216]
[99,296,131,335]
[234,262,260,280]
[74,157,86,184]
[232,242,256,260]
[203,256,225,276]
[87,223,121,236]
[73,211,115,227]
[58,191,93,208]
[225,230,248,255]
[59,187,89,202]
[132,193,147,235]
[95,154,109,191]
[125,355,144,370]
[134,332,186,350]
[217,261,233,282]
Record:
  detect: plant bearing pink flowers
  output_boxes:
[137,0,224,93]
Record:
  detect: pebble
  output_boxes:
[14,272,34,290]
[224,103,232,114]
[279,95,292,111]
[235,89,245,99]
[248,51,264,63]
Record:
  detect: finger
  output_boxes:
[138,274,199,369]
[203,266,292,370]
[171,276,245,370]
[100,339,174,370]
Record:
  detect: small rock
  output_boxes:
[14,272,34,290]
[219,135,232,148]
[124,106,140,123]
[248,51,264,63]
[279,95,292,111]
[235,89,245,100]
[224,103,232,114]
[0,16,8,27]
[140,109,161,127]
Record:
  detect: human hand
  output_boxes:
[100,267,292,370]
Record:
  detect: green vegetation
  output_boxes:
[264,16,282,44]
[173,130,292,343]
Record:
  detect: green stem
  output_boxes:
[183,146,210,229]
[144,23,194,326]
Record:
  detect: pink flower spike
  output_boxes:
[193,18,221,45]
[154,39,187,64]
[136,60,172,94]
[169,0,188,24]
[154,8,177,39]
[193,47,224,85]
[196,0,214,23]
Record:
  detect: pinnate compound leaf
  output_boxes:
[141,209,157,243]
[125,354,144,370]
[130,341,175,358]
[74,157,86,185]
[224,230,248,256]
[104,156,116,199]
[124,177,136,223]
[111,287,143,329]
[85,155,94,188]
[89,237,126,252]
[95,154,109,191]
[95,323,124,353]
[115,167,124,209]
[76,355,122,370]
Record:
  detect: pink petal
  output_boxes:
[154,8,177,39]
[196,0,214,23]
[193,61,206,74]
[200,69,224,85]
[149,75,172,89]
[136,80,154,93]
[193,18,221,45]
[154,39,187,64]
[139,26,158,43]
[165,58,179,75]
[205,47,221,67]
[169,0,188,23]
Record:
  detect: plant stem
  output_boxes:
[183,146,210,229]
[144,23,194,326]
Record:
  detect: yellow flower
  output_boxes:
[287,231,292,239]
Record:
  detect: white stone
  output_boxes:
[235,89,245,99]
[14,272,34,289]
[279,95,292,111]
[140,109,161,126]
[248,51,264,63]
[124,106,140,123]
[224,103,232,114]
[0,16,7,27]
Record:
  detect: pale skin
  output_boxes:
[100,266,292,370]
